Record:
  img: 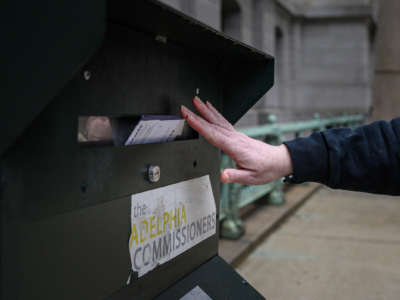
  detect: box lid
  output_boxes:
[1,0,274,156]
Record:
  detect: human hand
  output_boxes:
[180,97,293,185]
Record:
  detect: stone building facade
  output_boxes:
[372,0,400,121]
[160,0,376,126]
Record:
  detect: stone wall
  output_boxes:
[292,20,372,112]
[372,0,400,121]
[158,0,375,126]
[160,0,221,29]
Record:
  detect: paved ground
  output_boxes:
[236,187,400,300]
[219,183,320,265]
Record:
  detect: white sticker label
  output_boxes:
[129,175,216,278]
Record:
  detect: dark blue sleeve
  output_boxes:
[283,118,400,195]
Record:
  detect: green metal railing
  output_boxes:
[219,113,365,240]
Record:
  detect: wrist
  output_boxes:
[276,144,293,178]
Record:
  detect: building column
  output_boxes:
[372,0,400,120]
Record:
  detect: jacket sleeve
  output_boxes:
[283,118,400,195]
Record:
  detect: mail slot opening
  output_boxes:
[78,115,198,146]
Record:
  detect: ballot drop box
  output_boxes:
[1,1,274,299]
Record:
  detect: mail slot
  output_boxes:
[1,1,274,299]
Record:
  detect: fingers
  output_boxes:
[221,168,254,184]
[193,97,233,131]
[205,100,234,130]
[192,96,221,126]
[181,105,233,151]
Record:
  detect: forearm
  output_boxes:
[284,118,400,195]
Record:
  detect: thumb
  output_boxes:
[221,168,253,184]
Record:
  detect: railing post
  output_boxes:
[220,182,245,239]
[313,113,324,131]
[268,178,284,205]
[264,114,285,206]
[326,113,333,129]
[220,154,245,239]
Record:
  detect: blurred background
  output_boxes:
[159,0,400,126]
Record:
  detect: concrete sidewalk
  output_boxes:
[236,187,400,300]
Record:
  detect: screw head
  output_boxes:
[83,70,91,81]
[148,165,161,183]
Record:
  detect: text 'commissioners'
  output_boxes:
[129,175,216,278]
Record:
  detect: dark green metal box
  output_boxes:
[1,1,274,299]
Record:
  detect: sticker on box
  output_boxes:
[128,175,216,278]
